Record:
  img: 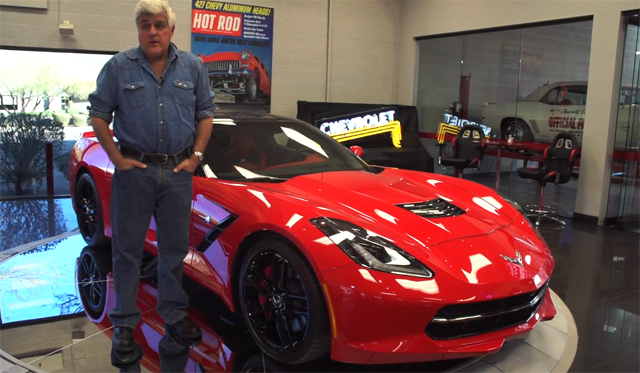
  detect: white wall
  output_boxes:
[0,0,399,117]
[398,0,638,223]
[398,0,638,105]
[328,0,399,104]
[1,317,116,372]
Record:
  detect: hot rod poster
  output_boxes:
[191,0,274,112]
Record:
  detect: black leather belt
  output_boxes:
[120,145,191,164]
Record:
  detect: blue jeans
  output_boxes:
[109,163,193,328]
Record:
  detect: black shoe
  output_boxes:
[113,326,135,352]
[166,316,202,347]
[112,326,140,364]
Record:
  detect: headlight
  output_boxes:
[502,196,544,239]
[241,50,250,60]
[310,218,434,278]
[504,197,526,216]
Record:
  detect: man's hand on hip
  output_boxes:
[113,154,147,170]
[173,156,200,173]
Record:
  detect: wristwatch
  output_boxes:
[193,151,204,162]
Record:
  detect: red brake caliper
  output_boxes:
[259,266,272,317]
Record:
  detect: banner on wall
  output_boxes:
[191,1,273,112]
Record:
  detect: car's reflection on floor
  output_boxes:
[76,245,266,372]
[76,246,471,373]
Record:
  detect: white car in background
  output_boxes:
[480,81,638,149]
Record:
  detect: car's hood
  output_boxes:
[246,168,518,248]
[228,168,552,285]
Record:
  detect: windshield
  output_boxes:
[199,118,371,181]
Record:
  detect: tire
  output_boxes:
[502,119,535,142]
[238,238,331,364]
[240,354,290,373]
[77,246,112,319]
[246,76,258,103]
[75,173,110,247]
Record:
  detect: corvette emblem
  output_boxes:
[501,250,524,267]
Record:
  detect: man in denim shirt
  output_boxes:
[88,0,214,369]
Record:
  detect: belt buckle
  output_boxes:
[156,153,168,164]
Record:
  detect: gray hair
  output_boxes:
[134,0,177,28]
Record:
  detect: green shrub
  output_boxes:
[71,114,88,127]
[55,151,71,181]
[53,112,71,127]
[0,113,64,195]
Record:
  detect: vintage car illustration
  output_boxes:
[480,81,639,148]
[69,112,556,365]
[198,50,271,104]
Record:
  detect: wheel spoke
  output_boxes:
[87,216,96,236]
[272,256,289,290]
[90,261,98,278]
[81,256,92,275]
[286,293,307,301]
[91,284,100,305]
[292,309,309,317]
[275,313,294,349]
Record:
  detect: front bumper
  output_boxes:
[208,69,253,95]
[320,264,556,365]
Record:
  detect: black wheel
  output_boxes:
[239,239,331,364]
[75,173,110,247]
[240,354,290,373]
[246,76,258,102]
[77,247,112,319]
[502,119,535,142]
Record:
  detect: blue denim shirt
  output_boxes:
[88,43,215,155]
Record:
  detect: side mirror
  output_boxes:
[349,145,364,157]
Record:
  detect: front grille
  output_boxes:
[204,60,240,72]
[397,199,465,218]
[425,282,548,340]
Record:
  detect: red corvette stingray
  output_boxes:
[69,112,556,365]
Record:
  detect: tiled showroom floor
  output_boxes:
[0,197,638,372]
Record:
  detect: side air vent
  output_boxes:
[397,199,465,218]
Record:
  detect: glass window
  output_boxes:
[542,85,588,105]
[0,49,113,198]
[201,119,370,181]
[416,19,593,217]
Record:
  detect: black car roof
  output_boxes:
[213,109,295,122]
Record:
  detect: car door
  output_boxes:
[547,84,587,144]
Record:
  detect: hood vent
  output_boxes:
[397,199,465,218]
